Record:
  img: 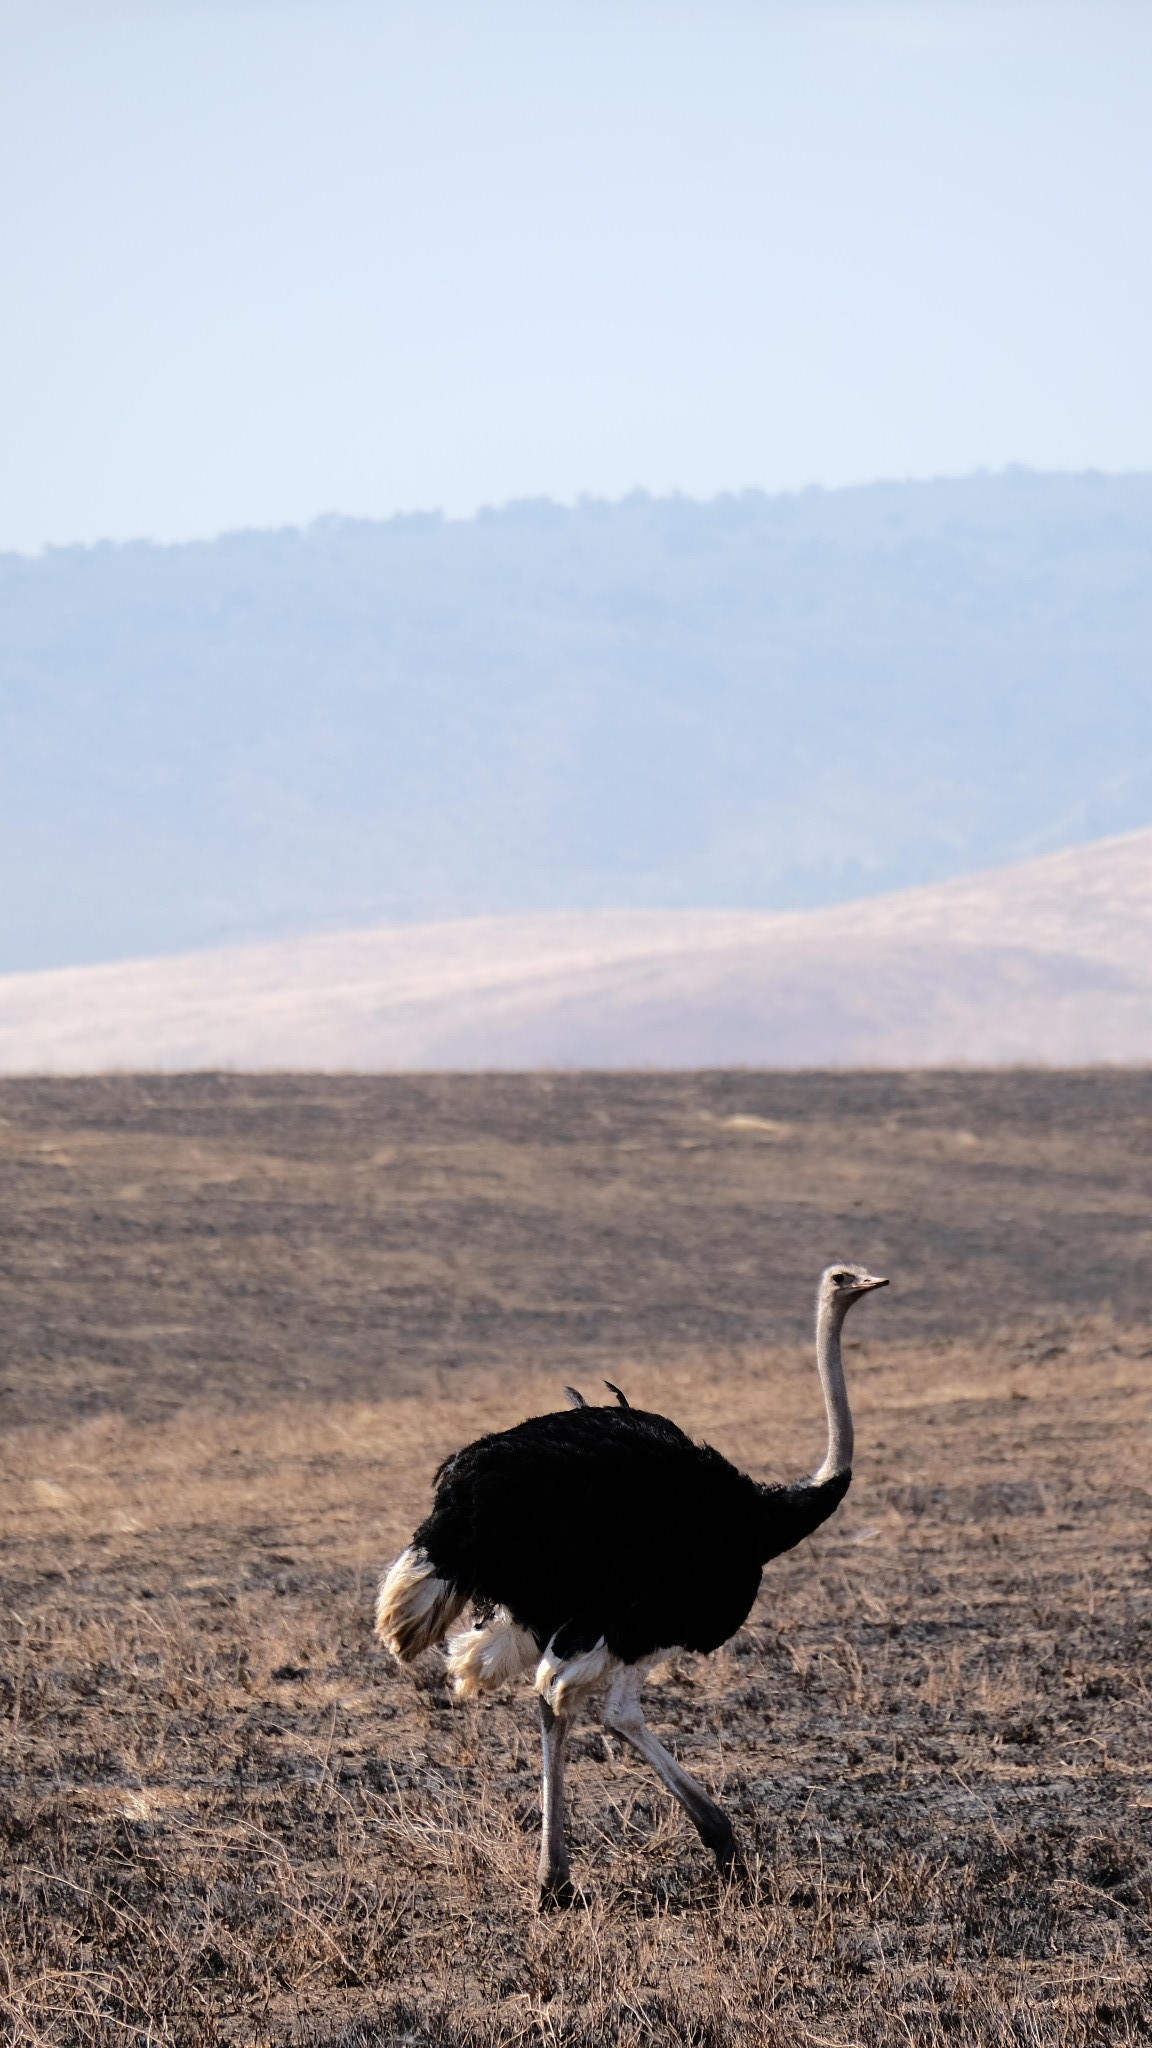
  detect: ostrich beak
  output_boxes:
[857,1274,889,1292]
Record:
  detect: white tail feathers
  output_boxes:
[535,1637,613,1716]
[376,1549,619,1716]
[374,1546,467,1663]
[446,1612,538,1697]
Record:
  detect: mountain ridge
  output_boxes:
[2,825,1149,1071]
[3,470,1152,971]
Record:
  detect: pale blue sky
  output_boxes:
[2,0,1150,551]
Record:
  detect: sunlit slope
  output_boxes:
[2,827,1150,1070]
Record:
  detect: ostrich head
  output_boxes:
[819,1263,888,1316]
[808,1264,887,1484]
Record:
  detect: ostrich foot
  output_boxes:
[698,1815,751,1892]
[691,1806,741,1870]
[711,1831,756,1904]
[714,1835,742,1872]
[537,1875,576,1911]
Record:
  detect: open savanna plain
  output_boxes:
[1,1071,1151,2047]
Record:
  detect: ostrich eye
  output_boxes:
[832,1270,852,1286]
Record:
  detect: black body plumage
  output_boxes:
[414,1405,851,1667]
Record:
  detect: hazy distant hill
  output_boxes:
[2,826,1149,1071]
[2,470,1151,973]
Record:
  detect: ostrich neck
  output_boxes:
[812,1298,853,1484]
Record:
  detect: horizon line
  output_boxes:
[7,462,1151,564]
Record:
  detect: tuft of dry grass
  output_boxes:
[3,1326,1152,2046]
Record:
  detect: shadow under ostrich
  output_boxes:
[376,1262,887,1905]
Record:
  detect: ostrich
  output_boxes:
[375,1262,887,1905]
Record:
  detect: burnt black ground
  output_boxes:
[3,1072,1152,2044]
[2,1070,1152,1429]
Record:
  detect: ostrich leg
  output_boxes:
[537,1698,575,1908]
[603,1666,742,1874]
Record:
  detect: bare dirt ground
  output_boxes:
[1,1072,1151,2046]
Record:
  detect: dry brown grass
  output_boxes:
[4,1325,1152,2046]
[2,1074,1152,2044]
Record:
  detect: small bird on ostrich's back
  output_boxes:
[376,1262,887,1906]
